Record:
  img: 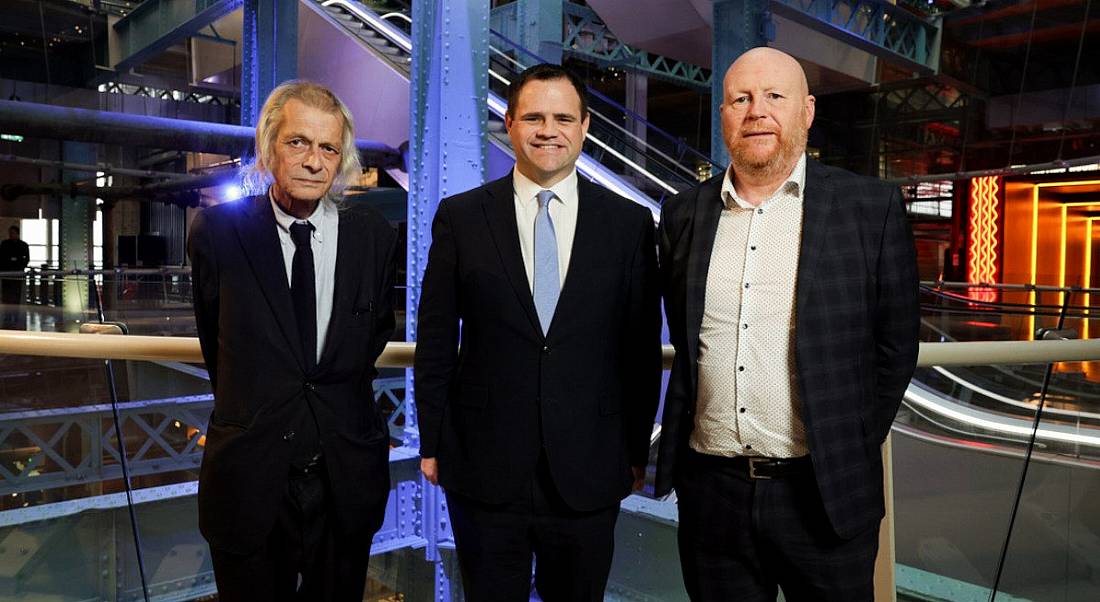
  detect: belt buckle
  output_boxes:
[748,457,771,480]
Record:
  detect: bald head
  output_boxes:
[719,47,815,189]
[724,47,810,100]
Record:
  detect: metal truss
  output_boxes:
[558,3,712,92]
[769,0,942,74]
[0,377,408,497]
[98,82,240,107]
[111,0,242,74]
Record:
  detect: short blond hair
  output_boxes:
[241,80,361,199]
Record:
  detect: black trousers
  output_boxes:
[446,456,619,602]
[209,468,371,602]
[676,449,880,602]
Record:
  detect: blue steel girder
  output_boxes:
[561,3,712,92]
[111,0,243,74]
[0,377,409,497]
[768,0,941,74]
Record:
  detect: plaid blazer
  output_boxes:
[655,158,920,539]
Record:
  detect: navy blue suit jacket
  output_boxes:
[414,174,662,511]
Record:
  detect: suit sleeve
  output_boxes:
[16,241,29,270]
[871,187,920,443]
[413,201,460,459]
[187,209,220,391]
[367,224,398,380]
[624,208,663,467]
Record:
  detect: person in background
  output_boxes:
[0,225,30,329]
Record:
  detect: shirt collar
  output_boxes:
[512,166,578,207]
[720,153,807,210]
[269,190,328,243]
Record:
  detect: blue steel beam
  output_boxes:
[711,0,771,167]
[241,0,299,126]
[111,0,242,74]
[408,1,490,599]
[559,3,713,92]
[0,378,409,497]
[768,0,941,74]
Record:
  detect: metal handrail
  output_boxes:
[1,330,1098,367]
[923,280,1100,294]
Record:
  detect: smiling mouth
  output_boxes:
[532,143,566,150]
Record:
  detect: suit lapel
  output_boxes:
[795,160,833,316]
[547,178,603,339]
[318,207,367,366]
[233,195,306,371]
[685,175,725,368]
[481,175,543,337]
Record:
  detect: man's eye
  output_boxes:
[322,146,340,155]
[287,139,305,147]
[768,93,784,100]
[732,97,749,105]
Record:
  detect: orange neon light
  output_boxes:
[1026,180,1100,340]
[1085,218,1096,340]
[968,176,1001,302]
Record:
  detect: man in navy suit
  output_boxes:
[656,48,920,601]
[189,81,396,601]
[414,63,662,601]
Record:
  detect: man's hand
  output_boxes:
[421,457,439,485]
[631,465,646,492]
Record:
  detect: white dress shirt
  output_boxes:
[270,194,339,364]
[513,167,579,291]
[691,154,809,458]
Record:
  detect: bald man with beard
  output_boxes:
[655,48,919,601]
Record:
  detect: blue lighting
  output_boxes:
[223,184,243,201]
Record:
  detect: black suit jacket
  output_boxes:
[188,195,397,555]
[414,174,662,511]
[656,159,920,539]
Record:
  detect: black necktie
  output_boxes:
[290,222,317,371]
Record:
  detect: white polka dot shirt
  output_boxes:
[690,154,809,459]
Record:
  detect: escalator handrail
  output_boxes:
[921,284,1098,314]
[318,0,662,212]
[487,44,701,186]
[321,0,411,53]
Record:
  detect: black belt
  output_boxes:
[289,452,325,478]
[732,455,812,480]
[690,449,812,480]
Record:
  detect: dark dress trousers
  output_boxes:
[188,195,396,597]
[414,174,662,600]
[656,159,920,599]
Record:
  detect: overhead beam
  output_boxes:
[111,0,243,74]
[768,0,942,74]
[0,100,402,167]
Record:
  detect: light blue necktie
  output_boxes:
[533,189,560,335]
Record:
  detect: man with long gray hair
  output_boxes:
[188,80,397,600]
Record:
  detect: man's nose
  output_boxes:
[302,147,322,171]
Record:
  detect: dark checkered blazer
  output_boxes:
[654,158,920,539]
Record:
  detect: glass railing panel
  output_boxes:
[895,361,1047,600]
[0,353,152,600]
[898,355,1100,601]
[993,357,1100,602]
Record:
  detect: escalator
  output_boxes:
[298,0,719,213]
